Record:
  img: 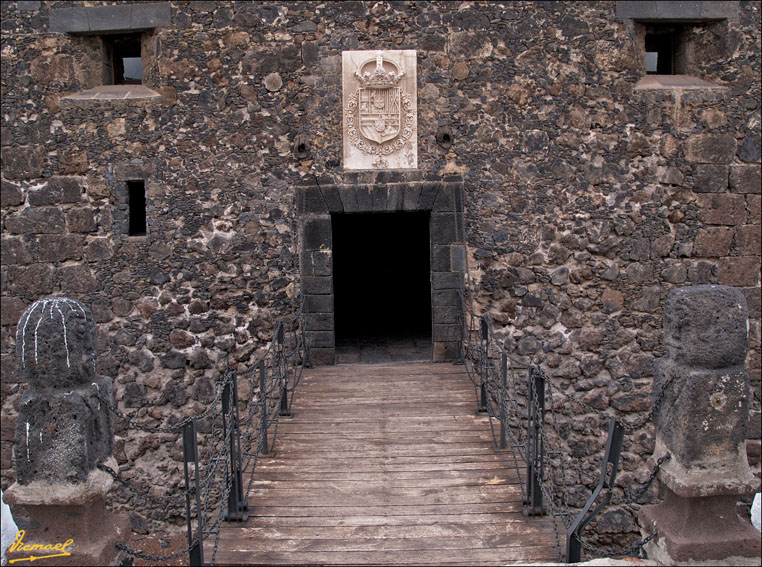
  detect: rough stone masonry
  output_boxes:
[1,0,760,545]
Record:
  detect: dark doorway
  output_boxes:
[332,211,432,347]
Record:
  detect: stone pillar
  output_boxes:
[640,285,761,565]
[4,298,128,566]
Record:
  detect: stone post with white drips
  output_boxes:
[4,297,127,566]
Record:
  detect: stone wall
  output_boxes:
[2,0,760,538]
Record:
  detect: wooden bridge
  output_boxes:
[209,362,558,565]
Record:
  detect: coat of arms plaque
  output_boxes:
[342,50,417,169]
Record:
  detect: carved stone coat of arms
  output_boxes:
[342,50,417,170]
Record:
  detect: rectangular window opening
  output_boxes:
[127,181,147,236]
[645,31,675,74]
[105,34,143,85]
[644,24,689,75]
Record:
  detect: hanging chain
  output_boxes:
[579,531,658,559]
[97,462,188,506]
[115,540,198,563]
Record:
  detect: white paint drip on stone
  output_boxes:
[54,304,70,368]
[25,422,30,461]
[17,297,88,369]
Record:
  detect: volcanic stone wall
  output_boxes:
[1,0,760,536]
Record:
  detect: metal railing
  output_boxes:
[457,287,666,563]
[98,313,308,566]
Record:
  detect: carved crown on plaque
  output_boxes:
[342,50,417,169]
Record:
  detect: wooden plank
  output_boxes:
[216,521,554,541]
[248,467,518,483]
[213,533,559,553]
[206,546,559,566]
[220,511,541,528]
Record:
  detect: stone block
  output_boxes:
[433,341,457,361]
[321,185,343,213]
[654,359,749,471]
[305,313,333,331]
[1,146,45,180]
[685,134,736,164]
[432,290,458,307]
[1,180,23,206]
[663,285,748,369]
[1,237,31,265]
[86,4,132,32]
[748,194,761,224]
[297,186,327,214]
[0,297,27,326]
[687,261,718,284]
[309,348,335,365]
[420,184,438,209]
[7,265,53,296]
[729,165,761,194]
[67,208,97,233]
[735,224,761,256]
[6,207,66,234]
[693,227,733,257]
[692,164,728,193]
[302,216,332,250]
[27,177,81,205]
[403,184,421,210]
[304,294,333,313]
[58,149,89,175]
[85,239,114,261]
[431,213,456,244]
[355,185,374,211]
[48,7,89,33]
[432,271,463,290]
[698,193,746,225]
[737,133,761,163]
[741,287,761,319]
[160,350,187,369]
[431,245,450,271]
[451,246,466,271]
[338,186,359,212]
[717,256,760,287]
[433,324,459,341]
[130,2,172,29]
[17,1,41,10]
[59,264,100,294]
[302,276,332,295]
[385,185,405,211]
[305,331,334,349]
[29,235,84,262]
[433,306,459,324]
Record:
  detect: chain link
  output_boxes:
[116,539,198,563]
[579,531,658,559]
[97,462,188,506]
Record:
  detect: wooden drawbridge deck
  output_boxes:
[208,362,558,565]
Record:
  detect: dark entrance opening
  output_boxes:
[332,211,432,357]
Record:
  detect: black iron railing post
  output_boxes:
[478,317,489,413]
[499,352,507,450]
[259,359,270,456]
[525,368,545,516]
[566,417,625,563]
[277,324,292,417]
[223,374,249,522]
[182,420,204,567]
